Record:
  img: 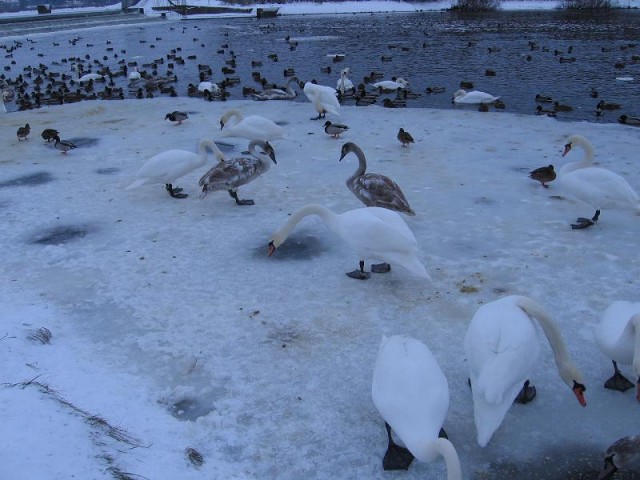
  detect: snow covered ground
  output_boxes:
[1,95,639,479]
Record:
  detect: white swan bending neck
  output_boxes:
[270,204,335,247]
[428,438,462,480]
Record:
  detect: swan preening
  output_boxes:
[303,81,341,120]
[559,135,640,229]
[594,301,640,401]
[339,142,415,216]
[598,435,640,480]
[126,139,220,199]
[267,204,429,280]
[452,89,500,105]
[252,76,298,101]
[199,139,276,205]
[464,295,586,447]
[219,108,285,142]
[372,335,462,477]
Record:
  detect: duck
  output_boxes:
[16,123,30,141]
[397,128,414,147]
[597,436,640,480]
[464,295,587,447]
[219,109,285,142]
[535,93,553,103]
[618,114,640,126]
[535,105,557,117]
[251,76,298,101]
[339,142,415,216]
[303,81,341,120]
[597,100,622,110]
[336,67,355,96]
[528,164,556,188]
[323,120,349,138]
[267,204,429,280]
[199,139,276,206]
[452,89,500,105]
[425,86,446,94]
[553,101,573,112]
[558,135,640,229]
[164,111,188,125]
[371,335,462,476]
[372,77,409,92]
[53,135,77,154]
[41,128,59,142]
[125,139,219,199]
[594,301,640,399]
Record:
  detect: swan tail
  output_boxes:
[125,178,145,190]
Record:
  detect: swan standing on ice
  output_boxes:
[371,335,462,477]
[126,139,220,199]
[199,140,276,206]
[452,89,500,105]
[598,435,640,480]
[594,301,640,400]
[303,81,341,120]
[219,109,285,142]
[268,204,429,280]
[559,134,640,229]
[464,295,587,447]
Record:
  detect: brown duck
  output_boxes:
[528,164,556,188]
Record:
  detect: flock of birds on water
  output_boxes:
[3,20,640,480]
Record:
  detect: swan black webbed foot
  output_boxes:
[371,263,391,274]
[311,111,326,121]
[514,379,537,404]
[604,361,634,392]
[347,260,370,280]
[228,190,254,206]
[382,422,414,471]
[166,184,188,199]
[571,210,600,229]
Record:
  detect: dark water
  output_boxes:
[2,10,640,122]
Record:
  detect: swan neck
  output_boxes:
[271,204,336,247]
[222,109,242,126]
[427,438,462,480]
[347,145,367,179]
[200,140,224,163]
[562,137,594,174]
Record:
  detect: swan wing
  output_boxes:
[349,174,414,214]
[559,167,640,210]
[595,301,639,365]
[134,150,198,182]
[199,158,261,190]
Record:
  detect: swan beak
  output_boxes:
[573,381,587,407]
[597,456,617,480]
[562,143,572,157]
[268,241,276,257]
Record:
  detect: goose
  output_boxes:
[558,135,640,229]
[126,139,219,199]
[594,301,640,400]
[219,109,285,142]
[53,135,77,154]
[16,123,30,141]
[323,121,349,138]
[336,68,355,96]
[598,435,640,480]
[464,295,587,447]
[528,164,556,188]
[339,142,415,217]
[452,89,500,105]
[372,77,409,92]
[199,139,276,206]
[302,81,341,120]
[72,64,104,83]
[251,76,298,101]
[397,128,414,147]
[371,335,462,477]
[41,128,59,142]
[164,111,188,125]
[267,204,429,280]
[618,114,640,126]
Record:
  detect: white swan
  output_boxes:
[464,295,587,447]
[199,140,276,206]
[198,81,221,96]
[72,64,104,83]
[594,300,640,400]
[303,81,341,120]
[126,139,221,199]
[219,109,285,142]
[372,77,409,92]
[452,89,499,105]
[128,66,141,82]
[252,77,298,101]
[336,68,355,96]
[598,435,640,480]
[339,142,415,216]
[371,335,462,478]
[268,204,429,280]
[558,134,640,229]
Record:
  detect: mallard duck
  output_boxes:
[535,105,556,117]
[41,128,59,142]
[553,101,573,112]
[425,86,446,94]
[597,100,621,110]
[535,94,553,103]
[16,123,30,141]
[397,128,414,147]
[199,139,276,206]
[618,114,640,126]
[164,111,188,125]
[53,135,77,154]
[528,165,556,188]
[323,121,349,138]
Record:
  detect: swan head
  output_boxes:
[250,140,277,164]
[562,135,591,157]
[338,142,359,162]
[558,364,587,407]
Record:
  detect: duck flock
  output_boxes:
[2,13,640,480]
